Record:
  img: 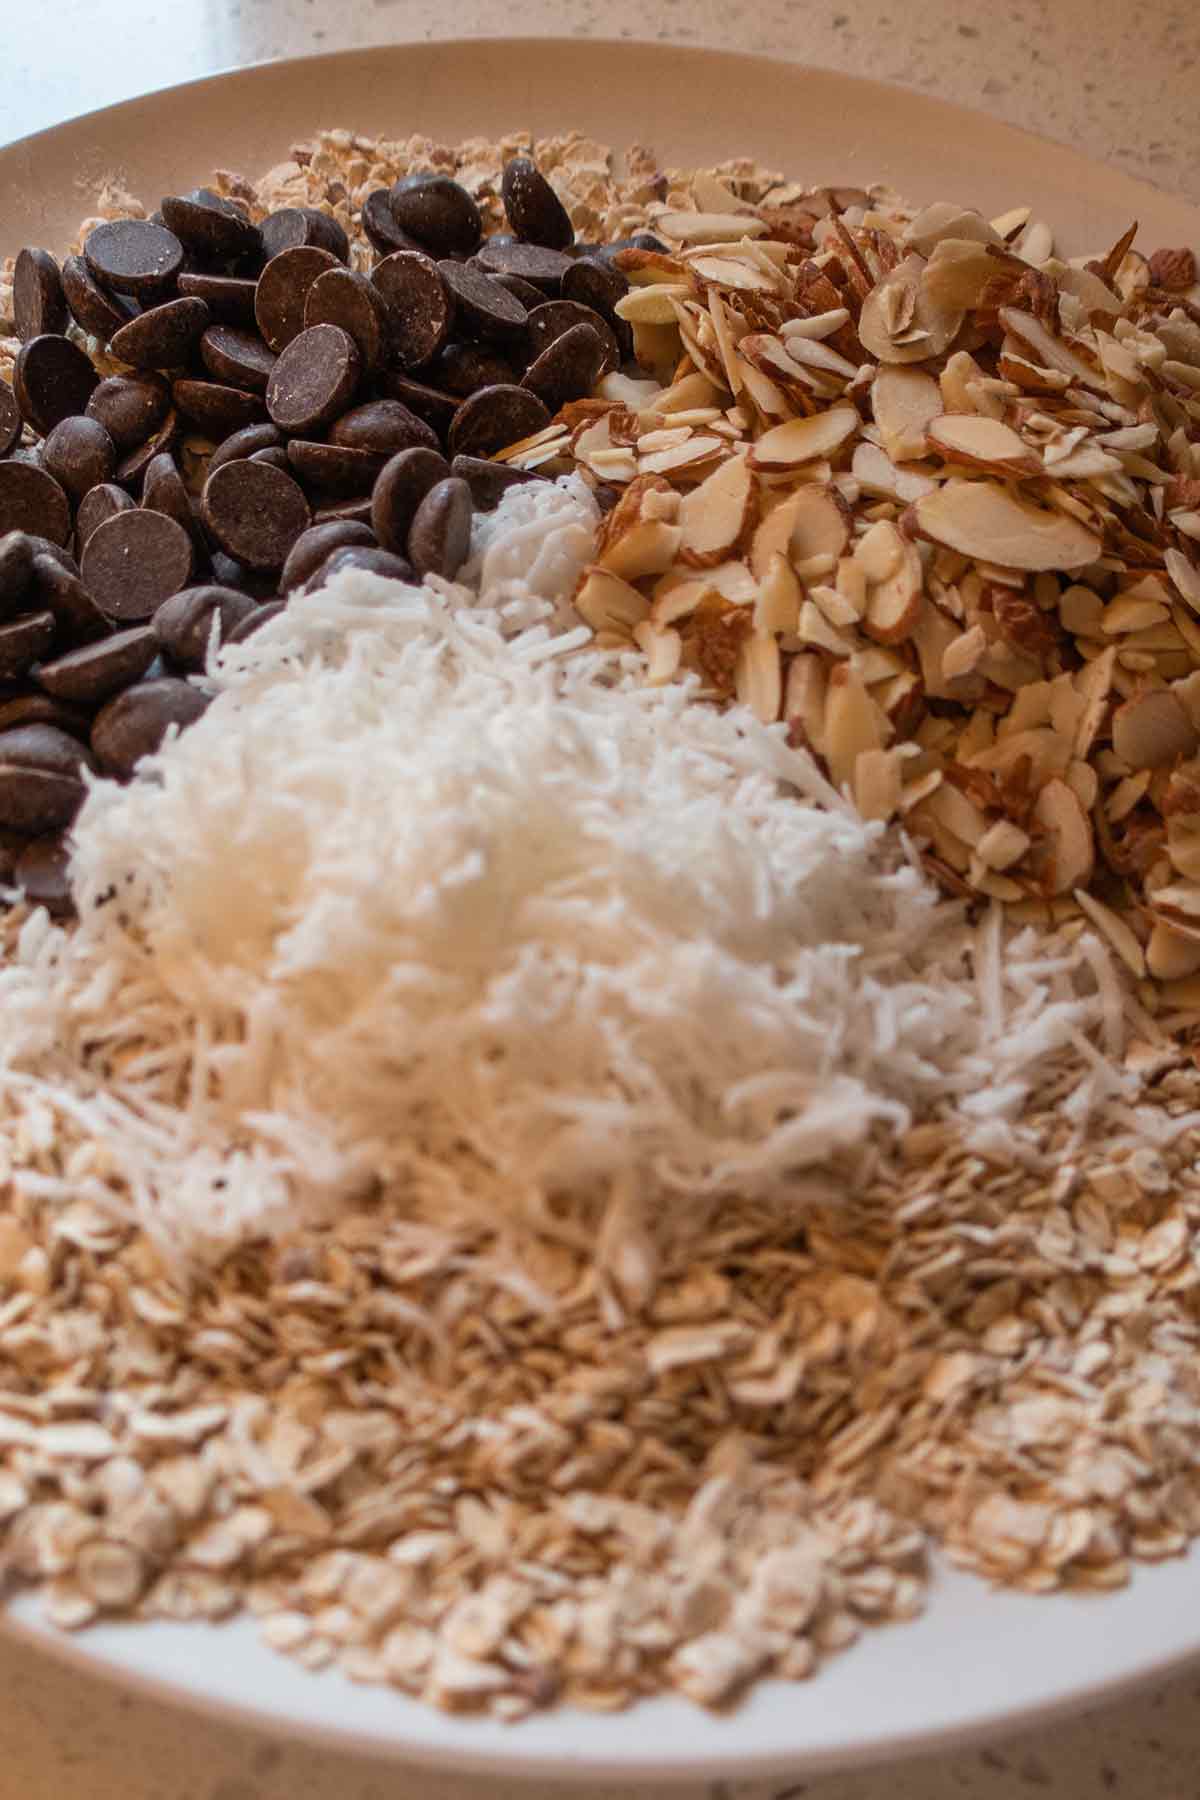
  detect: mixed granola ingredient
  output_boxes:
[0,128,1197,1722]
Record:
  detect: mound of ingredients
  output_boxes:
[0,128,1197,1717]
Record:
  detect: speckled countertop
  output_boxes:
[4,4,1200,1797]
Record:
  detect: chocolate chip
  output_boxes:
[313,497,375,527]
[0,464,71,546]
[160,193,262,263]
[307,545,414,591]
[225,599,286,645]
[266,324,361,434]
[15,833,74,916]
[199,325,277,393]
[474,240,572,295]
[330,398,439,456]
[280,520,377,593]
[81,509,194,621]
[376,372,459,438]
[361,190,425,258]
[561,255,629,320]
[141,452,197,542]
[75,482,135,550]
[40,416,116,505]
[430,342,519,397]
[407,476,472,581]
[177,272,259,326]
[86,374,171,452]
[303,267,390,374]
[286,440,385,495]
[0,387,20,460]
[389,175,482,258]
[450,454,548,512]
[208,422,285,472]
[260,207,349,265]
[152,585,257,670]
[0,533,36,611]
[501,158,574,252]
[13,249,68,342]
[61,255,135,341]
[109,296,211,370]
[13,336,99,436]
[172,380,266,438]
[30,552,110,645]
[91,678,211,778]
[527,299,619,373]
[115,411,181,493]
[437,263,528,348]
[370,447,449,555]
[0,611,55,679]
[83,219,184,300]
[447,385,550,460]
[490,270,544,312]
[0,724,96,831]
[202,459,311,571]
[370,251,453,370]
[208,550,278,599]
[250,445,292,473]
[0,694,92,740]
[521,321,609,413]
[254,245,339,354]
[38,624,159,704]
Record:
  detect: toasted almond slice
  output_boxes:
[1148,881,1200,919]
[927,781,988,846]
[748,407,860,472]
[852,441,938,503]
[615,282,693,325]
[872,366,942,462]
[853,747,903,821]
[1059,582,1107,634]
[597,371,663,408]
[1072,888,1146,977]
[633,620,684,685]
[798,599,856,656]
[689,172,752,213]
[735,633,783,723]
[659,210,769,243]
[735,357,790,422]
[783,652,828,752]
[1146,919,1200,980]
[1166,547,1200,613]
[942,623,988,679]
[630,320,684,385]
[825,663,890,788]
[925,413,1042,476]
[597,519,683,581]
[1111,688,1199,769]
[781,336,859,380]
[1101,594,1170,635]
[614,248,688,284]
[909,478,1102,571]
[1034,779,1094,894]
[855,519,904,583]
[650,575,711,627]
[573,567,650,633]
[1072,647,1116,758]
[688,253,780,293]
[864,537,923,645]
[639,436,726,477]
[655,371,724,414]
[977,818,1031,870]
[755,551,802,635]
[859,255,960,365]
[998,307,1104,390]
[921,237,1008,312]
[780,309,851,341]
[904,203,1003,256]
[678,455,757,568]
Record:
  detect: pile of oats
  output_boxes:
[1,132,1200,1718]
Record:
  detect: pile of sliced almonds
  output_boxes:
[498,175,1200,992]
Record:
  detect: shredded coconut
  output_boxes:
[0,481,1145,1261]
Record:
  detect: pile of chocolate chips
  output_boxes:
[0,157,664,914]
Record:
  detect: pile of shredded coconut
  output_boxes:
[0,478,1146,1266]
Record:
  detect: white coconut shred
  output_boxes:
[0,478,1144,1262]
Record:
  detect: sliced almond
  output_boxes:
[615,283,693,325]
[1033,778,1094,894]
[853,747,903,820]
[909,479,1102,571]
[688,253,780,293]
[1166,547,1200,613]
[904,204,1003,256]
[998,308,1104,390]
[976,818,1032,870]
[921,237,1009,312]
[573,567,651,634]
[735,633,783,723]
[872,366,942,462]
[748,407,860,472]
[925,414,1042,477]
[632,621,684,685]
[852,441,938,504]
[597,518,683,582]
[677,455,757,567]
[658,210,770,243]
[824,663,890,788]
[754,551,802,636]
[1111,688,1199,770]
[1072,888,1146,977]
[639,435,726,477]
[1146,919,1200,980]
[783,653,828,753]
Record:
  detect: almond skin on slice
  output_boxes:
[677,454,757,568]
[748,486,849,579]
[997,307,1104,390]
[925,413,1042,477]
[863,537,924,645]
[858,255,963,366]
[908,479,1102,572]
[747,406,859,472]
